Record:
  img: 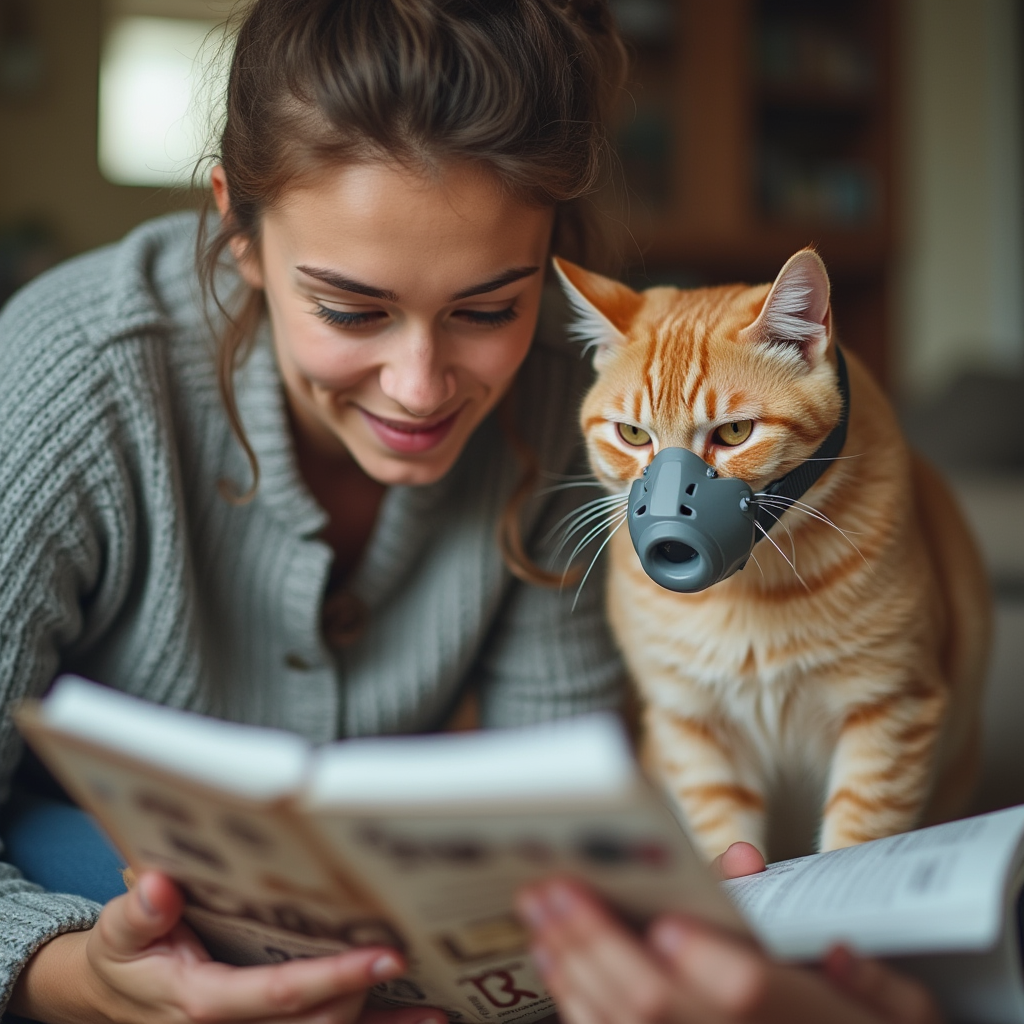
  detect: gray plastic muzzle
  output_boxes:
[627,448,756,593]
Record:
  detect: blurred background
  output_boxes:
[0,0,1021,807]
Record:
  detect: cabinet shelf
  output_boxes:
[612,0,896,385]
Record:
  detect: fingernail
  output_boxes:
[825,945,857,984]
[546,881,577,919]
[650,919,689,958]
[137,875,159,919]
[414,1016,446,1024]
[517,890,548,930]
[371,952,403,980]
[530,943,553,980]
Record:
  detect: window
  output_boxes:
[98,6,229,187]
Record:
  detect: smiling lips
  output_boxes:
[359,405,464,454]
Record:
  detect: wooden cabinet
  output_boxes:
[611,0,896,386]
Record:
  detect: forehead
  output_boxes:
[590,282,783,418]
[263,160,554,292]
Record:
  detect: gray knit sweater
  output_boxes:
[0,213,624,1010]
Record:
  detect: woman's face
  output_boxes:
[217,160,555,487]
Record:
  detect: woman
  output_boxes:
[0,2,942,1022]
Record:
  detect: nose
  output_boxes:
[378,326,457,416]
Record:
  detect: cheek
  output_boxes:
[583,420,648,485]
[717,430,787,479]
[272,312,372,389]
[461,326,534,388]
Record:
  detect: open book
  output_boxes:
[14,677,743,1024]
[724,807,1024,1024]
[15,677,1024,1024]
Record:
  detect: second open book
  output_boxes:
[16,677,1024,1024]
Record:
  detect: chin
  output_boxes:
[347,415,480,486]
[355,447,461,487]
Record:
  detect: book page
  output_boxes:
[724,807,1024,960]
[35,676,310,799]
[304,785,746,1024]
[18,685,739,1024]
[306,714,637,805]
[16,709,395,966]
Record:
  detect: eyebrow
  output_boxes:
[296,264,540,303]
[449,266,540,301]
[297,266,398,301]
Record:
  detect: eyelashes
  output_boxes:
[457,306,519,327]
[314,306,383,328]
[313,304,520,330]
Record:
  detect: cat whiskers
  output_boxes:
[748,549,766,580]
[537,479,607,496]
[753,520,811,591]
[573,511,629,612]
[557,501,629,578]
[752,493,869,567]
[794,452,865,463]
[754,502,797,566]
[544,492,629,554]
[543,491,630,605]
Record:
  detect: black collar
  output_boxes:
[754,344,850,541]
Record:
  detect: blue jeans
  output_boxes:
[1,794,126,1022]
[1,792,127,905]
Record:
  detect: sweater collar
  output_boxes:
[233,330,328,538]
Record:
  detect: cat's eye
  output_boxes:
[617,423,651,446]
[714,420,753,446]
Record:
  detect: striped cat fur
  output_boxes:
[555,249,992,859]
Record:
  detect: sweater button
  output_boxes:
[322,591,367,650]
[284,652,313,671]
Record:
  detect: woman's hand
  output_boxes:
[10,871,446,1024]
[516,844,943,1024]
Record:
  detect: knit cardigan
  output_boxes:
[0,213,624,1009]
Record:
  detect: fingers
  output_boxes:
[518,878,692,1024]
[650,918,887,1024]
[824,946,944,1024]
[251,991,447,1024]
[96,871,186,958]
[175,948,407,1022]
[358,1007,447,1024]
[650,917,769,1016]
[90,871,420,1024]
[710,843,766,881]
[249,992,368,1024]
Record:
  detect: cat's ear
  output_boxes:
[552,257,643,370]
[738,249,832,366]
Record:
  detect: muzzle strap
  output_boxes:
[754,345,851,541]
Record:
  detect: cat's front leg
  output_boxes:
[820,680,949,852]
[643,700,766,861]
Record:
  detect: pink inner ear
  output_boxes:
[748,252,831,359]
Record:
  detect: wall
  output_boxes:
[898,0,1024,399]
[0,0,196,258]
[3,0,1023,391]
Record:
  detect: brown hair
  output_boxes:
[197,0,628,582]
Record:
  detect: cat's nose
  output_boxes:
[627,447,756,593]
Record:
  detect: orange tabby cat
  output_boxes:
[555,249,991,860]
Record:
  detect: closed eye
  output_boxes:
[453,305,519,328]
[313,304,519,330]
[314,305,387,329]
